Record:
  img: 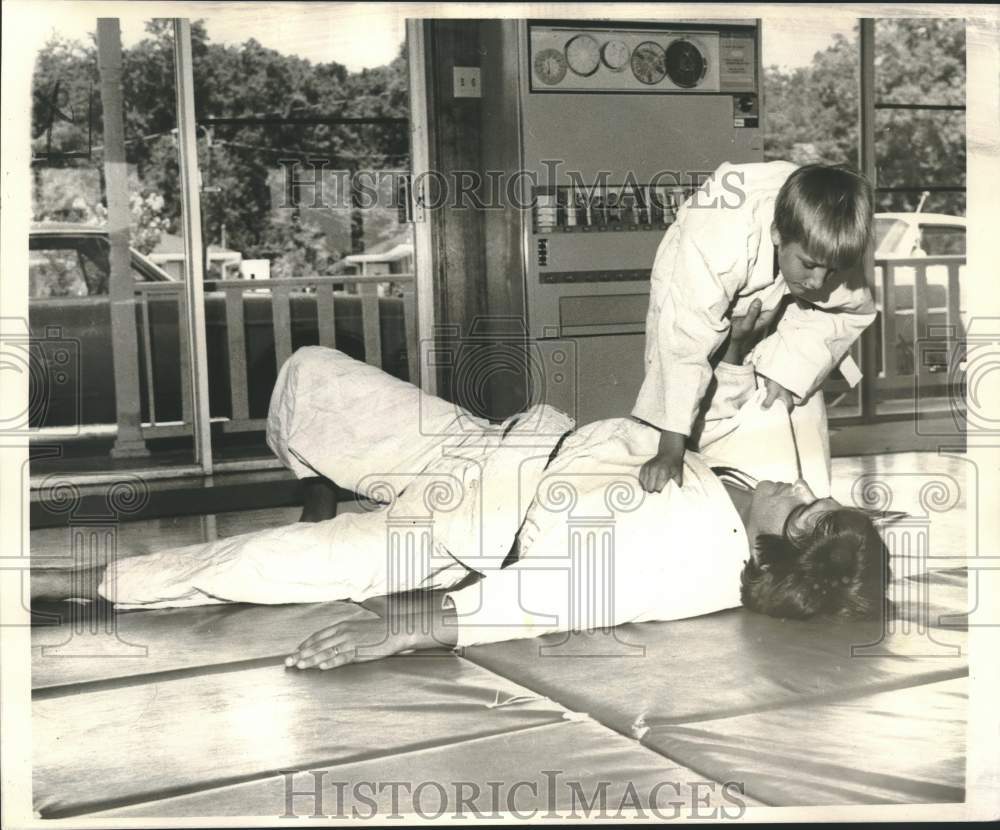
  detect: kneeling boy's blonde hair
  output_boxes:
[774,164,874,271]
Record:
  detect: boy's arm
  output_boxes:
[638,290,772,493]
[639,429,687,492]
[635,224,745,490]
[288,560,642,662]
[441,563,642,648]
[633,224,738,437]
[752,279,876,402]
[722,297,778,366]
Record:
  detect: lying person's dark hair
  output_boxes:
[740,507,892,621]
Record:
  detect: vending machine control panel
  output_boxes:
[517,20,763,422]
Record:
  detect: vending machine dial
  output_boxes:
[565,34,601,76]
[664,38,707,88]
[601,39,630,72]
[630,41,667,85]
[534,48,567,85]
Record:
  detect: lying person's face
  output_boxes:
[746,479,840,558]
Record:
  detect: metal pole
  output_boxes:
[98,19,149,458]
[172,19,213,474]
[406,19,437,395]
[859,19,879,422]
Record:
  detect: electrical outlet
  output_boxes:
[453,67,481,98]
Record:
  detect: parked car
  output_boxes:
[28,224,410,430]
[29,223,177,297]
[874,212,966,260]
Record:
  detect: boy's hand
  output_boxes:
[640,430,686,492]
[639,453,684,492]
[761,377,795,411]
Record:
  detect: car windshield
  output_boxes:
[874,218,908,257]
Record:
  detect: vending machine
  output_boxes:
[518,19,763,424]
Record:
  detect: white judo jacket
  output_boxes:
[632,160,876,437]
[444,418,749,647]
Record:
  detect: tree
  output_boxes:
[33,17,964,271]
[31,20,411,276]
[764,18,966,215]
[31,34,99,157]
[871,18,965,214]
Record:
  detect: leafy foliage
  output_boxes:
[764,18,966,215]
[31,20,410,276]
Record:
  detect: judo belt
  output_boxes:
[710,465,758,491]
[501,428,576,568]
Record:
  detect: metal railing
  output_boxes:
[824,254,965,421]
[129,255,963,439]
[132,273,418,440]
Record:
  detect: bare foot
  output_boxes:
[300,477,338,522]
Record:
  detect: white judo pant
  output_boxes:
[103,348,570,609]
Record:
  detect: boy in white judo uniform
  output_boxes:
[635,161,877,499]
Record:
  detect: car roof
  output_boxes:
[30,223,111,236]
[30,223,177,281]
[876,212,967,228]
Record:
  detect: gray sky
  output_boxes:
[762,16,857,69]
[26,2,406,72]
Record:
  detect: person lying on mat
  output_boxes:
[31,310,890,670]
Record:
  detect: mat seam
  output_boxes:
[37,716,572,819]
[456,658,967,807]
